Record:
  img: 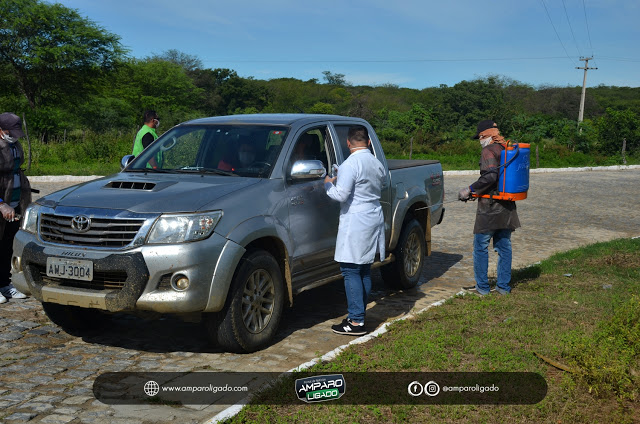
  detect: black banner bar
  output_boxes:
[93,372,547,406]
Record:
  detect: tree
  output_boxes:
[110,59,204,128]
[322,71,349,86]
[149,49,203,72]
[597,108,640,154]
[0,0,126,110]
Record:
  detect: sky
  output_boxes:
[54,0,640,90]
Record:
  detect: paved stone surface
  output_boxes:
[1,169,639,423]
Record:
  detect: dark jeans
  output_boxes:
[340,262,372,323]
[0,219,20,288]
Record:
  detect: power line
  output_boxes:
[581,0,597,67]
[582,0,594,53]
[539,0,577,66]
[561,0,582,57]
[200,56,570,64]
[597,56,640,63]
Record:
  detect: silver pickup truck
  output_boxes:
[12,114,444,352]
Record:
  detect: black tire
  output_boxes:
[210,249,285,353]
[41,302,106,335]
[381,218,426,289]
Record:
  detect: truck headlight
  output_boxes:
[21,203,41,234]
[147,211,222,244]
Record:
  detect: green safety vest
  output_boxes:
[132,125,162,167]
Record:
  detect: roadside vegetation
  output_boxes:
[20,132,640,177]
[2,1,639,176]
[224,238,640,424]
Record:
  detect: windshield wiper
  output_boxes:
[176,167,238,176]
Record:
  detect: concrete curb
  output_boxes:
[26,165,640,183]
[206,292,464,424]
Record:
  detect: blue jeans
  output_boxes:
[473,229,513,295]
[340,263,372,323]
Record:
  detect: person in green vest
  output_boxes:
[132,110,162,168]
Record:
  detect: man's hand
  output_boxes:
[324,175,336,185]
[458,187,472,202]
[0,203,15,221]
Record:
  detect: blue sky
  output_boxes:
[55,0,639,89]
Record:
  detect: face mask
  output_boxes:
[153,119,160,128]
[238,152,255,166]
[1,133,16,144]
[479,136,493,148]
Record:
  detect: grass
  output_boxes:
[224,238,640,423]
[18,132,640,176]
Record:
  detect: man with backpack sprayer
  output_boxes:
[458,120,521,296]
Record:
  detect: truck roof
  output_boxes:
[181,114,366,127]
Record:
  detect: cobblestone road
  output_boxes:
[1,169,639,423]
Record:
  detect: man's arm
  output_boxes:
[469,147,501,195]
[141,133,155,149]
[325,162,355,202]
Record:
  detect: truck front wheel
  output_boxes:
[209,249,285,353]
[381,218,426,289]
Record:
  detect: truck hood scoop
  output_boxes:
[105,181,158,190]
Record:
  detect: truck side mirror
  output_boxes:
[290,160,326,180]
[120,155,135,170]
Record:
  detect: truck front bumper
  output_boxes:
[12,230,245,314]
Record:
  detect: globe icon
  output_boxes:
[144,380,160,397]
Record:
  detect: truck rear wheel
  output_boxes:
[42,302,106,335]
[209,249,284,353]
[381,218,426,289]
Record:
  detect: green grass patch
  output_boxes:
[15,131,640,176]
[225,238,640,423]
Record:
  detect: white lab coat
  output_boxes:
[325,149,386,264]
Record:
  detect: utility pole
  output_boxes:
[576,57,597,131]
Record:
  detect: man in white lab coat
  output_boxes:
[324,125,386,335]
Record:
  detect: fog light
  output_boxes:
[173,275,190,291]
[11,256,21,272]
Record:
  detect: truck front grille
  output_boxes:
[39,214,145,248]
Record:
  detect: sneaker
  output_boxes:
[331,319,367,336]
[0,292,6,304]
[0,284,27,299]
[462,285,489,296]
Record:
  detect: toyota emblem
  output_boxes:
[71,215,91,233]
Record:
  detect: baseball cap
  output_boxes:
[0,113,26,139]
[473,120,497,139]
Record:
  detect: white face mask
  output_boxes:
[1,133,16,144]
[479,136,493,148]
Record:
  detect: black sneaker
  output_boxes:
[331,319,367,336]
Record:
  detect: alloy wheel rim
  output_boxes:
[241,269,275,334]
[404,231,422,278]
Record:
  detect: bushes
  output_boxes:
[25,129,134,176]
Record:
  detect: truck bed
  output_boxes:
[387,159,441,170]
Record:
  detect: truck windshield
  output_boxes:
[127,124,289,178]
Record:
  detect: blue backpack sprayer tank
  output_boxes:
[472,142,530,201]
